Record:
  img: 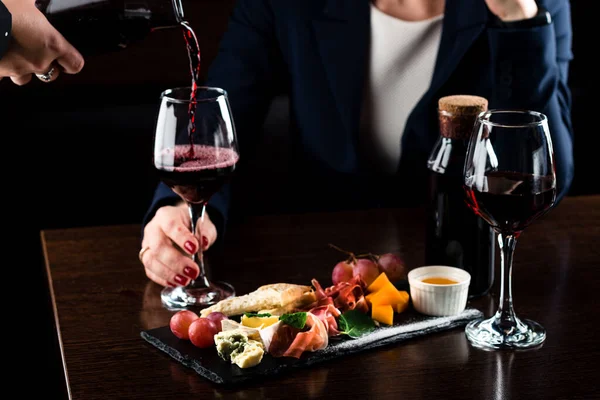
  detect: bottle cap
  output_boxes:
[438,95,488,139]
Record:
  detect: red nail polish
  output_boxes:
[184,241,197,253]
[183,266,198,279]
[167,281,177,288]
[174,274,188,285]
[202,236,209,248]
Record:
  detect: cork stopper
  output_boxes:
[438,95,488,139]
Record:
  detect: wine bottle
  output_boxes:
[425,95,495,298]
[35,0,185,55]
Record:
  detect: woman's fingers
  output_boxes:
[140,205,202,287]
[154,205,200,257]
[139,204,221,288]
[10,74,32,85]
[145,262,177,288]
[54,36,85,74]
[141,235,198,287]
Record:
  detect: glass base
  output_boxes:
[465,315,546,350]
[161,281,235,311]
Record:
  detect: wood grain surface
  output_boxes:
[42,195,600,399]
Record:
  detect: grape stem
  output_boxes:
[329,244,382,264]
[356,252,380,262]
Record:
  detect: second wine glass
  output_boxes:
[463,109,557,350]
[153,86,238,310]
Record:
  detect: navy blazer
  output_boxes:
[0,1,12,60]
[144,0,574,236]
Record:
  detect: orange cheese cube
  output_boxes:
[365,291,376,302]
[372,304,394,325]
[367,272,392,293]
[369,282,406,306]
[393,291,410,313]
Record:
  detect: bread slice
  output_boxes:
[259,290,319,316]
[199,283,316,318]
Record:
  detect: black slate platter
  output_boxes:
[141,307,483,386]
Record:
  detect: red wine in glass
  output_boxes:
[464,171,556,234]
[156,145,239,205]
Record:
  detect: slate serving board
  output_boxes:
[141,307,483,386]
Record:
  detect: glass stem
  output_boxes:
[188,203,210,288]
[493,232,519,331]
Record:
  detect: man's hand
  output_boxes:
[485,0,538,22]
[140,203,218,288]
[0,0,84,85]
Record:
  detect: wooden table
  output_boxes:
[42,195,600,399]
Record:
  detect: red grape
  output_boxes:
[188,318,219,348]
[377,253,407,282]
[205,312,228,332]
[332,261,354,285]
[352,258,380,286]
[169,310,199,340]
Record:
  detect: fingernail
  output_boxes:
[183,266,198,279]
[167,281,177,288]
[202,236,209,249]
[184,241,197,253]
[174,274,188,285]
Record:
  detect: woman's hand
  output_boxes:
[0,0,84,85]
[140,202,218,288]
[485,0,538,21]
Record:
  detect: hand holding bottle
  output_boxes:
[0,0,84,85]
[484,0,538,21]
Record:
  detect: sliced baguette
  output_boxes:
[259,290,319,316]
[199,283,316,318]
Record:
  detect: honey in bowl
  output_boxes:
[422,277,458,285]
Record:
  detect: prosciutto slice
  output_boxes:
[269,312,329,359]
[283,312,328,358]
[309,303,341,337]
[309,276,368,314]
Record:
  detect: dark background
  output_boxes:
[0,0,594,233]
[2,1,592,398]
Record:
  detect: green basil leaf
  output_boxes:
[243,312,272,318]
[338,309,376,338]
[280,312,307,329]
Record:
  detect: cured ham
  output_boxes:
[268,312,329,359]
[283,312,328,358]
[309,303,341,337]
[309,276,368,314]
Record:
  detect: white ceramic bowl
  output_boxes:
[408,266,471,317]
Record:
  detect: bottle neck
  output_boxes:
[438,109,479,140]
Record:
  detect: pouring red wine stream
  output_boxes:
[181,20,201,158]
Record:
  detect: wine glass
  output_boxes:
[153,86,238,310]
[462,109,556,350]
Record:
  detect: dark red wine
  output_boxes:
[464,171,556,234]
[155,145,239,204]
[35,0,183,55]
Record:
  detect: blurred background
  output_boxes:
[0,0,593,234]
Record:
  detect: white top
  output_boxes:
[360,4,443,174]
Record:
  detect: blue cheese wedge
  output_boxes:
[214,329,265,369]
